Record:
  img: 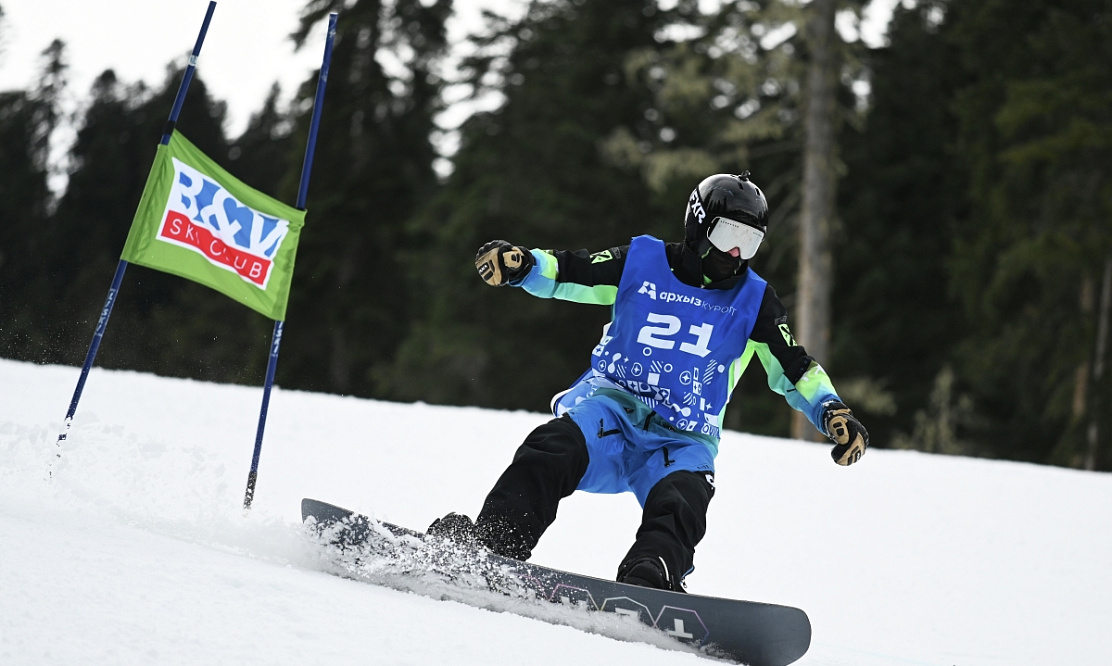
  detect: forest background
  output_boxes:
[2,0,1110,471]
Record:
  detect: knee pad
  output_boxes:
[649,470,716,510]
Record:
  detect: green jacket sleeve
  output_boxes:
[734,284,841,431]
[516,246,628,305]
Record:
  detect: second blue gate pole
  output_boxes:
[242,12,338,511]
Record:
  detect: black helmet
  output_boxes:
[684,172,768,258]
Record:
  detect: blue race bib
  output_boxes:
[587,236,766,438]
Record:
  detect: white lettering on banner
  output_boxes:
[157,157,292,289]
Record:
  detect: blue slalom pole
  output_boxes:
[242,12,338,511]
[162,1,217,145]
[53,1,218,471]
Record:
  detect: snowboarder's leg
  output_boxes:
[474,414,589,560]
[617,469,715,591]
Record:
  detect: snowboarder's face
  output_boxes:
[702,245,746,281]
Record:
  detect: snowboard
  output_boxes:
[302,498,810,665]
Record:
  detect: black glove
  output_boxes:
[822,401,868,466]
[475,240,534,286]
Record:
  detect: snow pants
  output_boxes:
[476,391,716,590]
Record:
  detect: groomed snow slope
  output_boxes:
[1,359,1109,665]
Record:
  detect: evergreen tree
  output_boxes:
[0,40,61,360]
[277,0,450,396]
[227,84,297,201]
[946,0,1112,469]
[793,0,838,440]
[384,0,675,409]
[834,1,970,451]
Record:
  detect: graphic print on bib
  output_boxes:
[589,236,766,438]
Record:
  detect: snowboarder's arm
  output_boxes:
[740,284,869,464]
[479,242,629,305]
[742,284,841,430]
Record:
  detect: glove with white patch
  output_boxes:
[475,240,534,287]
[822,401,868,466]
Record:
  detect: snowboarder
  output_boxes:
[429,172,868,592]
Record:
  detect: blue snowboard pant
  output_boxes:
[569,392,716,505]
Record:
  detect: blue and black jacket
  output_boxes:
[512,240,841,434]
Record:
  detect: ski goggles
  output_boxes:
[707,216,765,259]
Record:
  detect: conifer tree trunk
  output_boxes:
[1086,257,1112,470]
[792,0,839,441]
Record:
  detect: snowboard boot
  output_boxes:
[426,512,483,546]
[617,556,671,591]
[473,513,537,561]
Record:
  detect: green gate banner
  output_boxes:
[121,131,306,320]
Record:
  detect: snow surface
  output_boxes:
[1,357,1110,665]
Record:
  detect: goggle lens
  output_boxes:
[707,217,765,259]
